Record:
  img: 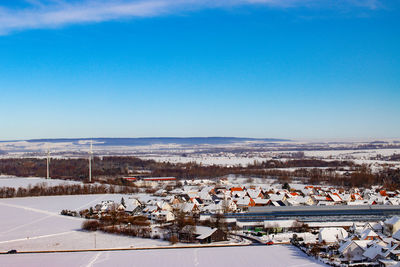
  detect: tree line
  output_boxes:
[0,183,138,199]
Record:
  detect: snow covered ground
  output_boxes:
[0,194,169,252]
[259,232,318,244]
[0,176,82,189]
[138,147,400,167]
[0,245,327,267]
[0,194,326,266]
[303,148,400,159]
[140,155,268,167]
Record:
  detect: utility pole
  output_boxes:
[46,149,51,179]
[89,140,93,183]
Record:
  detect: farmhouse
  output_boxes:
[179,225,227,244]
[319,228,348,243]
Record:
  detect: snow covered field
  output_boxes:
[0,194,326,266]
[0,176,82,189]
[0,245,326,267]
[138,147,400,167]
[302,148,400,159]
[139,155,268,167]
[0,194,169,252]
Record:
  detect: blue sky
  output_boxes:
[0,0,399,140]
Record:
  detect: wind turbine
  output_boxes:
[89,140,93,182]
[46,149,51,179]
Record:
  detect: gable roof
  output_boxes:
[385,216,400,226]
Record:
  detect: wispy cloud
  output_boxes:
[0,0,380,35]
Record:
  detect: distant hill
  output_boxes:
[22,137,290,146]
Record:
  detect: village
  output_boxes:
[54,175,400,266]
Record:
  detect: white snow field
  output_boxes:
[0,245,326,267]
[0,194,326,266]
[140,155,268,167]
[0,194,168,252]
[0,176,82,189]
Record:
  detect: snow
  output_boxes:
[302,148,400,159]
[0,194,326,266]
[0,245,327,267]
[0,230,168,252]
[318,228,348,243]
[259,232,318,244]
[0,176,82,189]
[140,155,268,167]
[385,216,400,226]
[0,194,169,252]
[192,226,217,240]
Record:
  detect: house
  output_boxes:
[312,195,329,205]
[95,200,117,213]
[198,192,213,205]
[391,229,400,241]
[328,193,343,203]
[124,201,142,214]
[151,210,175,222]
[319,228,348,243]
[247,189,264,199]
[359,229,381,241]
[154,189,167,196]
[363,243,386,261]
[253,199,270,206]
[268,193,283,201]
[235,197,255,210]
[364,222,384,233]
[202,203,223,214]
[339,240,370,263]
[156,201,173,212]
[305,196,316,206]
[384,216,400,235]
[363,242,400,262]
[142,205,158,216]
[177,203,199,214]
[179,225,227,244]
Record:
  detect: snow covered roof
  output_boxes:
[367,222,383,231]
[124,202,139,212]
[254,199,269,205]
[363,242,399,259]
[385,216,400,226]
[363,243,385,260]
[181,225,217,240]
[360,229,379,240]
[328,193,342,202]
[268,194,284,201]
[339,240,370,254]
[319,227,348,243]
[182,203,197,213]
[195,226,218,240]
[392,229,400,241]
[236,197,252,206]
[247,189,262,199]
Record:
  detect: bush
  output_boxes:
[82,220,100,231]
[169,235,179,244]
